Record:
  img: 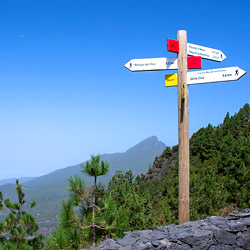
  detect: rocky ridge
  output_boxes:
[91,209,250,250]
[145,146,177,182]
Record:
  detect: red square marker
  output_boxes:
[168,39,179,53]
[187,56,202,69]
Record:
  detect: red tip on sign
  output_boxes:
[187,56,202,69]
[168,39,179,53]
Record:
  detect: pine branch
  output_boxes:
[84,204,105,211]
[79,224,92,230]
[92,223,114,230]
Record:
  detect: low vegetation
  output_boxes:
[0,180,45,250]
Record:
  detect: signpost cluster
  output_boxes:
[124,30,246,225]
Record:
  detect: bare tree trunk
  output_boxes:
[92,175,97,247]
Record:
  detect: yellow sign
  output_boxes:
[165,74,178,87]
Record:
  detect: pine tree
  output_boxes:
[0,180,44,250]
[46,155,128,249]
[106,170,159,230]
[81,155,110,247]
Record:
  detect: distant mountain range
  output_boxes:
[0,177,35,186]
[0,136,166,233]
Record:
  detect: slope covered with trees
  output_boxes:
[108,103,250,229]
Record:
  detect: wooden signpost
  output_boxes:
[177,30,189,224]
[124,30,246,225]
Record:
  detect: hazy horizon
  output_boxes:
[1,135,166,179]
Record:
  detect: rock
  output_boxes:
[237,228,250,250]
[227,220,247,232]
[95,238,120,250]
[119,246,132,250]
[116,235,137,246]
[209,245,234,250]
[150,230,167,240]
[92,209,250,250]
[205,216,230,231]
[156,239,171,249]
[215,230,236,245]
[168,242,192,250]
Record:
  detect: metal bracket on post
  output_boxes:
[181,84,186,101]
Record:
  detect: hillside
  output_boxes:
[0,136,165,232]
[140,104,250,223]
[103,104,250,233]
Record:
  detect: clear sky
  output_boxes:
[0,0,249,179]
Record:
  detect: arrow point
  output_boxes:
[124,60,132,71]
[124,61,129,69]
[221,52,227,61]
[236,67,247,79]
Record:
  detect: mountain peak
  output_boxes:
[124,136,165,155]
[143,135,159,142]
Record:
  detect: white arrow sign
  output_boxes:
[124,57,177,72]
[166,67,246,87]
[187,43,226,62]
[188,67,246,85]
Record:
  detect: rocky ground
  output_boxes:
[90,209,250,250]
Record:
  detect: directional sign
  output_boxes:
[187,43,226,62]
[165,67,246,87]
[124,56,201,72]
[167,39,226,62]
[188,66,246,85]
[124,57,177,72]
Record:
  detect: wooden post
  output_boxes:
[177,30,189,224]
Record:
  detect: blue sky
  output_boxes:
[0,0,249,179]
